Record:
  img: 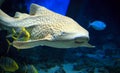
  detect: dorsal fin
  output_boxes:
[29,3,54,15]
[14,12,30,19]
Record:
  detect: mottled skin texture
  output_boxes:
[0,3,94,49]
[29,15,88,40]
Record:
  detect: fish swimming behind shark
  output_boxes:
[0,3,95,49]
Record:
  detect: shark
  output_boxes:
[0,3,95,49]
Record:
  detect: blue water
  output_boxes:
[0,0,120,73]
[25,0,70,15]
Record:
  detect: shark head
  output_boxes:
[43,28,95,48]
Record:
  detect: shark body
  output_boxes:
[0,3,94,49]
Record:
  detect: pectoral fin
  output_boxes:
[12,34,53,49]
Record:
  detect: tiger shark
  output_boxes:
[0,3,95,49]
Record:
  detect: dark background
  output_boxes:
[0,1,120,72]
[0,0,120,55]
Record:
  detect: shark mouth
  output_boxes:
[74,36,89,44]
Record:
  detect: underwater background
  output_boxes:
[0,0,120,73]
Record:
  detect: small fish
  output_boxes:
[17,65,38,73]
[6,27,30,52]
[88,20,106,31]
[11,27,30,41]
[0,3,94,49]
[0,57,19,72]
